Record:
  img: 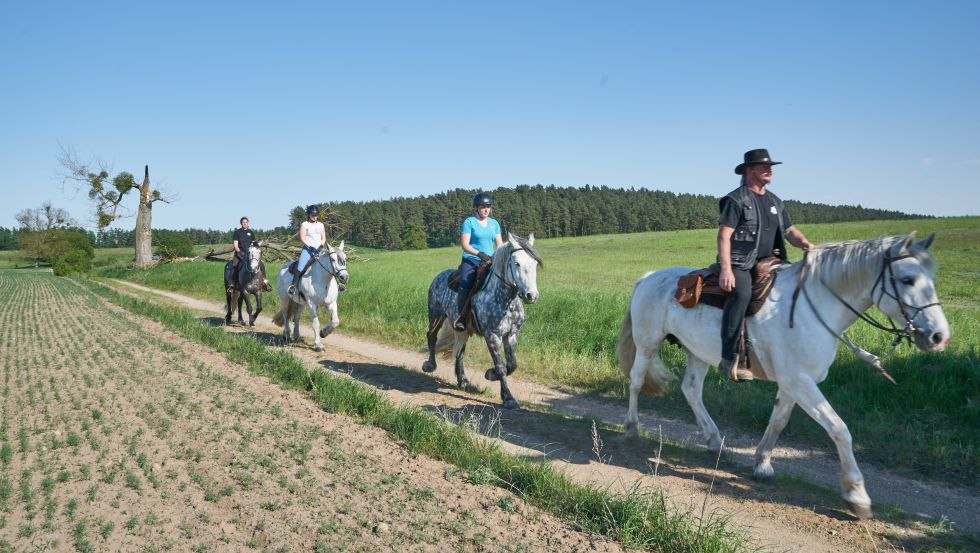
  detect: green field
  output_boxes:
[96,217,979,486]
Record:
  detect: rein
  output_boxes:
[791,250,941,383]
[313,249,345,281]
[488,246,523,297]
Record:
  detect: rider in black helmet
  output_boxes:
[453,192,503,331]
[288,204,326,300]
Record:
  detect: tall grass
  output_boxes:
[96,217,980,485]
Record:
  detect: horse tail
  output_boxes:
[617,286,671,396]
[272,307,285,326]
[616,308,637,376]
[432,323,456,358]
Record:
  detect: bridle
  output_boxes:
[489,246,525,296]
[793,250,941,382]
[314,248,347,281]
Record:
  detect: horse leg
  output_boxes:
[225,289,233,324]
[250,292,262,326]
[679,354,722,451]
[483,334,518,410]
[309,303,324,352]
[450,334,472,389]
[625,343,660,438]
[291,303,301,341]
[239,293,250,325]
[752,387,796,482]
[422,314,445,373]
[318,301,339,339]
[503,333,518,375]
[789,377,873,519]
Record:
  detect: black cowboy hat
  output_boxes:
[734,148,782,175]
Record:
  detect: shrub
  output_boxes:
[156,233,194,259]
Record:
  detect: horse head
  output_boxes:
[324,241,349,285]
[498,232,541,304]
[247,242,262,273]
[878,232,950,352]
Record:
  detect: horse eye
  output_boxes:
[900,276,916,286]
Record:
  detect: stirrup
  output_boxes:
[720,359,754,382]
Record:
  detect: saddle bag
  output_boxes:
[674,273,704,308]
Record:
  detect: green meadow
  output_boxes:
[98,217,979,486]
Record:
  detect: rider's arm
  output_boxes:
[460,233,480,256]
[494,234,503,248]
[785,225,814,251]
[717,225,735,292]
[233,239,241,254]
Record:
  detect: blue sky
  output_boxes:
[2,1,978,232]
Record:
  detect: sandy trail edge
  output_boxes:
[108,279,978,550]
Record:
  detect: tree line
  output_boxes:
[4,184,925,254]
[303,184,928,250]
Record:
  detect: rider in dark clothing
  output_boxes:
[230,217,256,288]
[717,149,813,382]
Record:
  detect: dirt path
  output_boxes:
[110,280,978,552]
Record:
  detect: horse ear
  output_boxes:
[527,232,535,245]
[507,232,517,244]
[915,233,935,250]
[893,232,917,256]
[339,240,345,251]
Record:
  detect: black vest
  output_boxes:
[721,186,788,270]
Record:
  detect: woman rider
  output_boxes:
[288,205,326,300]
[453,192,503,331]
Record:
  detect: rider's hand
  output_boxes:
[477,252,491,263]
[719,268,735,292]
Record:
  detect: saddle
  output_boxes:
[673,256,784,372]
[673,256,783,316]
[288,257,315,277]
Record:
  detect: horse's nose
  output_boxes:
[338,271,349,284]
[523,291,538,304]
[931,331,949,350]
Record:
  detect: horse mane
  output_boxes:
[802,235,935,293]
[507,235,544,268]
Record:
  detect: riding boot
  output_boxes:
[453,287,469,331]
[287,272,302,301]
[719,358,754,382]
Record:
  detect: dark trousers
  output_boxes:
[456,257,481,314]
[720,267,753,362]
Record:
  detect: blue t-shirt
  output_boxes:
[460,216,501,260]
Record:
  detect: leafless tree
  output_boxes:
[58,147,175,268]
[15,201,76,232]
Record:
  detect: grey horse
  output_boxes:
[422,233,542,409]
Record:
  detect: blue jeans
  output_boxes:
[297,246,319,274]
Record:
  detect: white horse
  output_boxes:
[617,233,949,519]
[422,233,541,410]
[272,241,349,352]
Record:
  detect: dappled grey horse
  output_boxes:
[617,233,949,518]
[423,233,541,410]
[224,242,272,326]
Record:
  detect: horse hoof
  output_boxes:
[502,398,520,410]
[459,379,478,392]
[623,422,640,440]
[845,501,874,520]
[484,369,500,382]
[752,464,776,483]
[313,345,324,352]
[421,360,437,373]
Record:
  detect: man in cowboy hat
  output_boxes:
[717,148,814,381]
